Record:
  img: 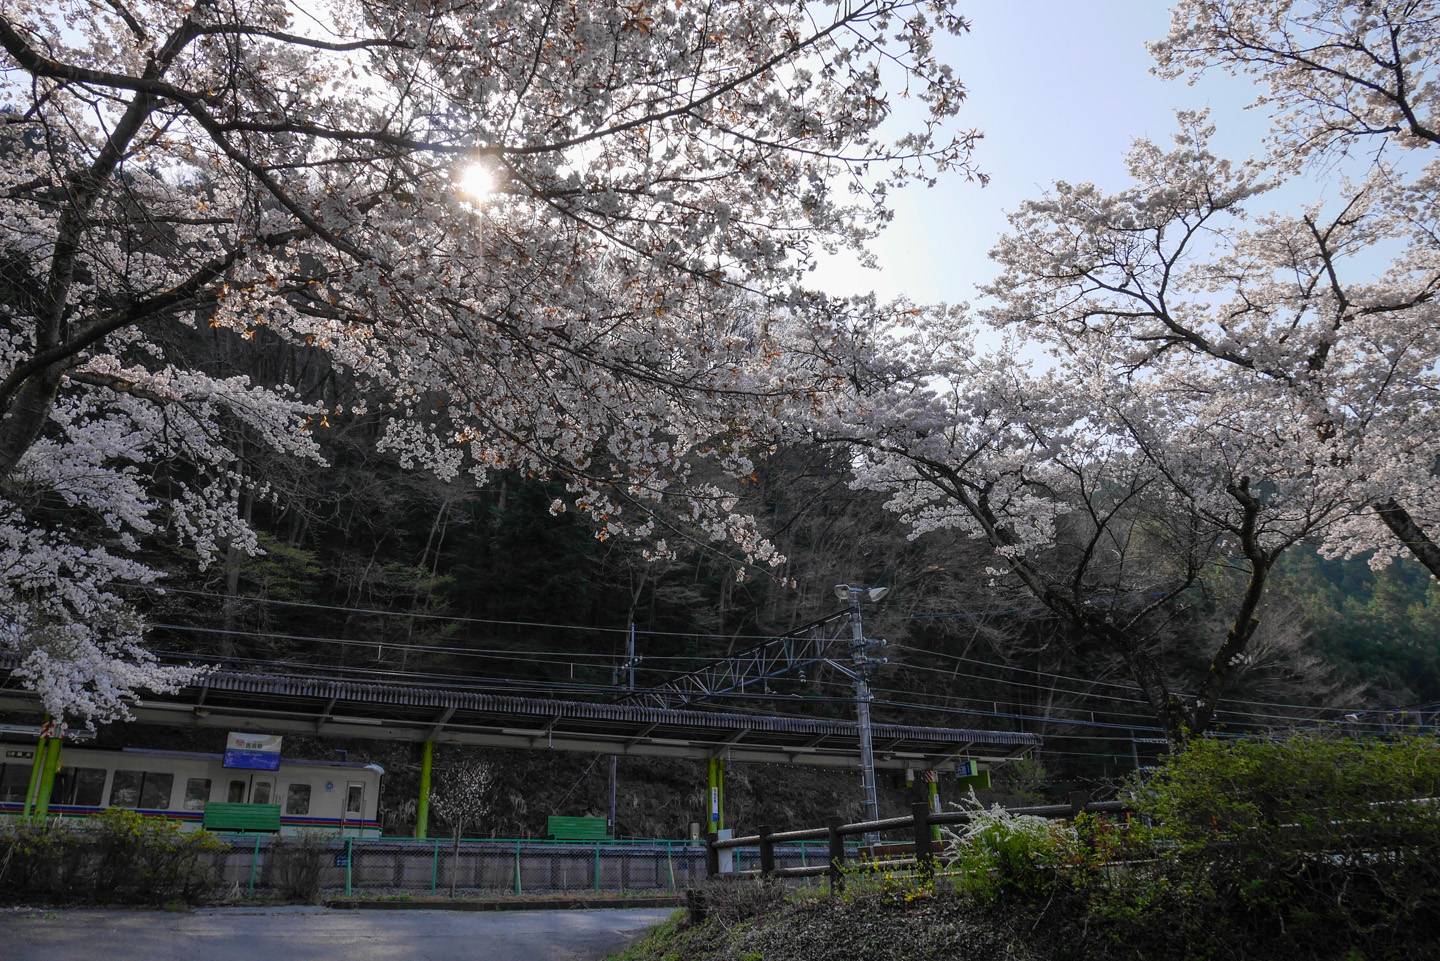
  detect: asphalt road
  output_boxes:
[1,905,671,961]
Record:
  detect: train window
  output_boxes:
[73,768,106,806]
[345,782,364,817]
[285,783,311,816]
[141,772,174,806]
[0,764,30,802]
[109,770,143,807]
[110,771,179,810]
[227,779,246,803]
[51,767,106,806]
[251,780,272,805]
[183,778,211,811]
[139,772,174,809]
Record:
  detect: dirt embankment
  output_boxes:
[614,888,1043,961]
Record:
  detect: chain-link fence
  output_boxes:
[212,836,760,897]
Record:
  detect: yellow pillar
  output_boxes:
[707,756,726,834]
[414,739,434,839]
[20,736,48,819]
[33,737,62,821]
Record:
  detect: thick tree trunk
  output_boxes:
[0,366,63,478]
[1375,499,1440,580]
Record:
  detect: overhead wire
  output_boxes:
[890,642,1377,715]
[151,622,1399,736]
[129,583,846,642]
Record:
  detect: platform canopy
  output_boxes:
[0,667,1037,771]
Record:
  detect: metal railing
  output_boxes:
[213,835,714,898]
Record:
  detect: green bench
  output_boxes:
[202,802,282,833]
[546,815,609,840]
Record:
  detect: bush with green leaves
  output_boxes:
[1111,735,1440,960]
[1029,735,1440,961]
[943,801,1078,901]
[1,810,226,905]
[934,737,1440,960]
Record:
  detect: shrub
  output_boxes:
[1082,735,1440,961]
[267,833,332,903]
[0,810,225,905]
[943,801,1078,901]
[692,878,788,924]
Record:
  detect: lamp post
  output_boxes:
[834,584,888,836]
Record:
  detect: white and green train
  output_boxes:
[0,741,383,837]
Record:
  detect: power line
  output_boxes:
[890,643,1381,718]
[151,621,1396,735]
[153,650,1340,743]
[130,584,833,643]
[152,622,758,666]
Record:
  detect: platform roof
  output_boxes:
[0,667,1038,771]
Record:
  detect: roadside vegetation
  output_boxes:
[0,809,224,906]
[620,736,1440,961]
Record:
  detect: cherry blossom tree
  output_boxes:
[1151,0,1439,159]
[833,0,1440,738]
[1146,1,1440,572]
[824,315,1353,740]
[430,759,496,896]
[0,0,981,725]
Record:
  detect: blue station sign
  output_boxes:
[223,731,283,771]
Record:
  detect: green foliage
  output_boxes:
[1085,736,1440,961]
[1129,735,1440,852]
[944,804,1077,901]
[1276,552,1440,701]
[928,736,1440,960]
[0,811,226,905]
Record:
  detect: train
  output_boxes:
[0,740,383,837]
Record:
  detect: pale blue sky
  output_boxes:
[817,1,1276,305]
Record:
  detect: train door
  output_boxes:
[249,775,276,805]
[342,780,365,831]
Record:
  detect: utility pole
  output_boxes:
[835,584,888,838]
[608,623,637,835]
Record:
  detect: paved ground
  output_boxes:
[1,905,671,961]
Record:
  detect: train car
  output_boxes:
[0,741,383,837]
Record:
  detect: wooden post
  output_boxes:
[911,801,934,879]
[758,825,775,878]
[705,836,720,878]
[827,818,846,894]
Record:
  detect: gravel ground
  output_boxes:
[614,889,1044,961]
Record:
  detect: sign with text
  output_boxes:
[223,732,282,770]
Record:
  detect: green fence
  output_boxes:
[211,835,816,897]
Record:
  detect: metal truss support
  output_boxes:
[626,610,851,709]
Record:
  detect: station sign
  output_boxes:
[223,731,283,770]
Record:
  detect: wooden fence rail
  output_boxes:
[706,796,1133,892]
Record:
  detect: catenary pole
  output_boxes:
[840,585,887,841]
